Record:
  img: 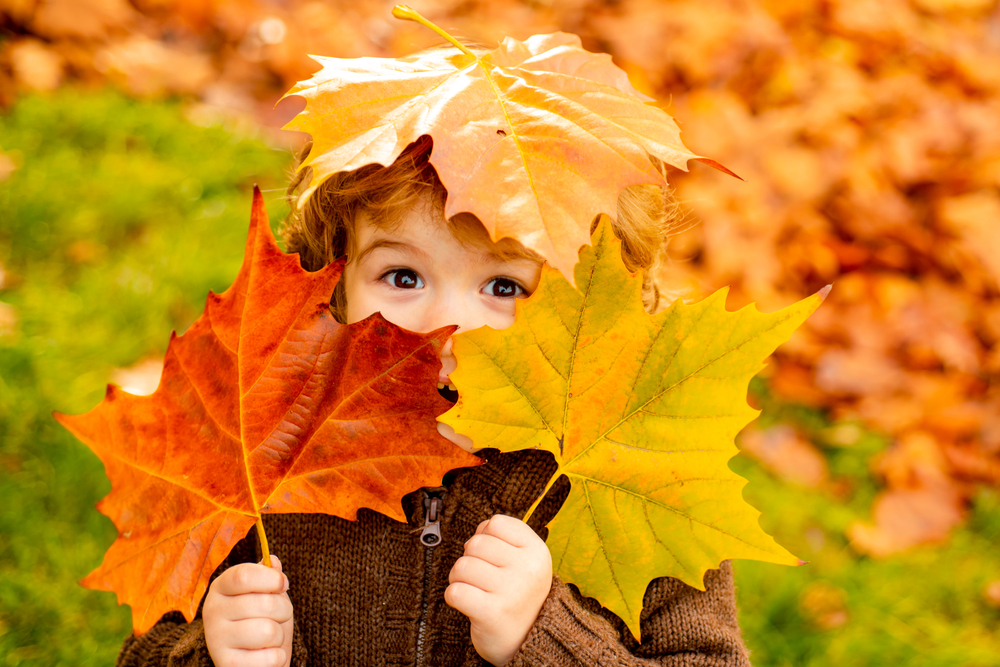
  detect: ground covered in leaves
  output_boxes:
[1,85,998,667]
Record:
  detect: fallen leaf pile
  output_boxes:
[54,188,479,632]
[8,0,998,554]
[644,0,1000,556]
[442,216,822,634]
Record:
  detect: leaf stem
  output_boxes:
[522,468,563,524]
[391,5,475,57]
[255,517,272,567]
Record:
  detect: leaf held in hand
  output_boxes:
[282,7,729,282]
[441,216,825,636]
[55,188,480,634]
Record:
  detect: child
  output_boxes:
[116,133,751,667]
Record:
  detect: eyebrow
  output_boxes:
[477,239,545,266]
[353,239,432,266]
[354,237,541,267]
[474,247,541,266]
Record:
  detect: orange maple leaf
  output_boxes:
[55,188,481,633]
[282,6,733,282]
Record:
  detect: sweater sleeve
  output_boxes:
[505,561,751,667]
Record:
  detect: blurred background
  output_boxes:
[1,0,999,664]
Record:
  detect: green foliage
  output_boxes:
[733,388,1000,667]
[0,88,291,665]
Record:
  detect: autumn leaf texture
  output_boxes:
[441,217,826,635]
[282,6,731,282]
[54,188,480,633]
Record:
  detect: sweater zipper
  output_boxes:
[415,490,444,667]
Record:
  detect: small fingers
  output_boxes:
[217,648,287,667]
[463,533,516,567]
[448,555,500,592]
[215,561,288,597]
[227,592,294,623]
[444,581,491,619]
[478,514,539,547]
[226,618,286,650]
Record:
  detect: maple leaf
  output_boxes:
[281,5,733,282]
[54,188,480,634]
[440,217,826,636]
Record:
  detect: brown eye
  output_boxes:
[384,269,424,289]
[484,277,524,298]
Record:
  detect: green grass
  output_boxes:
[0,89,292,666]
[735,481,1000,667]
[1,88,998,666]
[732,387,1000,666]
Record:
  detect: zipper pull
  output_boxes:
[419,494,443,547]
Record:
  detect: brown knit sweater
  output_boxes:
[116,449,751,667]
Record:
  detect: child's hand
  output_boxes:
[445,515,552,666]
[203,556,293,667]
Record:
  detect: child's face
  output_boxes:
[343,195,543,388]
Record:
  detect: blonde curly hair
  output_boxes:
[281,136,682,320]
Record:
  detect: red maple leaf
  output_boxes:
[55,187,481,633]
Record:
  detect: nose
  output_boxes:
[417,290,484,335]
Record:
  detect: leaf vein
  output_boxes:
[570,472,760,550]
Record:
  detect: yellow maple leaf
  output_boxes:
[441,216,827,636]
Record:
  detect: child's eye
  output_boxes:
[382,269,424,289]
[484,277,526,298]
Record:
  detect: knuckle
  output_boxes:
[451,556,473,580]
[488,513,516,532]
[249,618,281,645]
[264,619,282,645]
[263,647,287,667]
[482,516,503,535]
[464,534,485,554]
[443,583,456,607]
[254,592,277,616]
[234,565,253,589]
[207,575,223,595]
[444,582,465,609]
[277,595,294,621]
